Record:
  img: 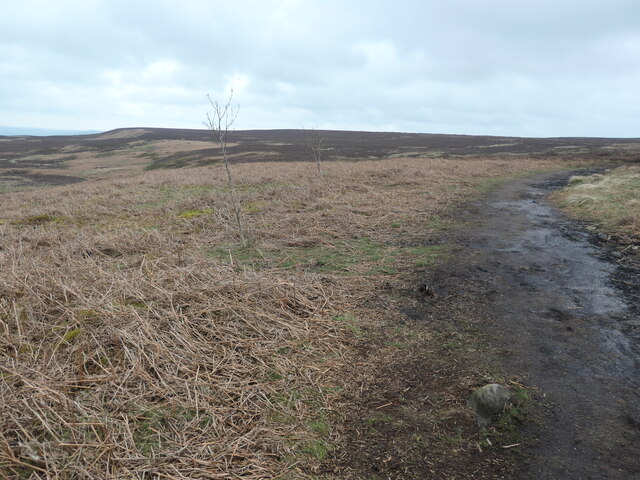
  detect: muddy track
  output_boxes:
[433,170,640,479]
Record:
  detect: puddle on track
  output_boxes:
[443,170,640,479]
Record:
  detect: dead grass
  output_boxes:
[65,139,233,177]
[553,165,640,241]
[0,155,575,478]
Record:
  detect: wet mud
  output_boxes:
[431,170,640,479]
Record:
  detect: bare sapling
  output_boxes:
[204,90,248,247]
[305,127,326,176]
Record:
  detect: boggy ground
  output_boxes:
[334,169,639,479]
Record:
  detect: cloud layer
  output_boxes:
[2,0,639,136]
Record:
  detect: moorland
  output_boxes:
[0,128,638,479]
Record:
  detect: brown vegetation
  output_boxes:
[0,154,585,478]
[2,127,638,185]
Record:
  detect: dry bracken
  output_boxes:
[0,156,572,478]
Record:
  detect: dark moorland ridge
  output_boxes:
[1,127,640,171]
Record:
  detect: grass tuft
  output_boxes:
[554,166,640,241]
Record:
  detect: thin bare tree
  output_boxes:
[304,127,326,176]
[204,90,248,247]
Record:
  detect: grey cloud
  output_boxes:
[1,0,639,136]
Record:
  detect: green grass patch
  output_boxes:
[130,405,204,456]
[308,418,330,436]
[62,328,82,343]
[425,215,456,231]
[78,309,99,320]
[270,387,325,412]
[268,387,336,464]
[242,200,264,213]
[209,237,390,272]
[131,407,167,456]
[208,238,448,274]
[301,439,333,461]
[333,313,365,337]
[11,214,62,225]
[177,208,213,219]
[402,245,449,267]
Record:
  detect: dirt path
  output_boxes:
[439,170,640,478]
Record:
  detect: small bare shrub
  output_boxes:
[204,90,248,247]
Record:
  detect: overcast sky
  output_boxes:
[1,0,640,137]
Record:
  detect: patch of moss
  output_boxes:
[333,314,365,337]
[12,214,62,225]
[126,301,147,309]
[18,343,34,355]
[132,407,167,455]
[209,237,447,275]
[62,328,82,343]
[78,309,99,321]
[177,208,213,219]
[242,201,264,213]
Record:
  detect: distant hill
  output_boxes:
[0,126,101,136]
[1,127,640,174]
[91,127,640,169]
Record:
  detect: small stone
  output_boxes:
[418,283,436,296]
[611,252,622,259]
[466,384,513,428]
[597,233,609,241]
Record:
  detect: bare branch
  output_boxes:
[204,90,247,247]
[303,127,326,177]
